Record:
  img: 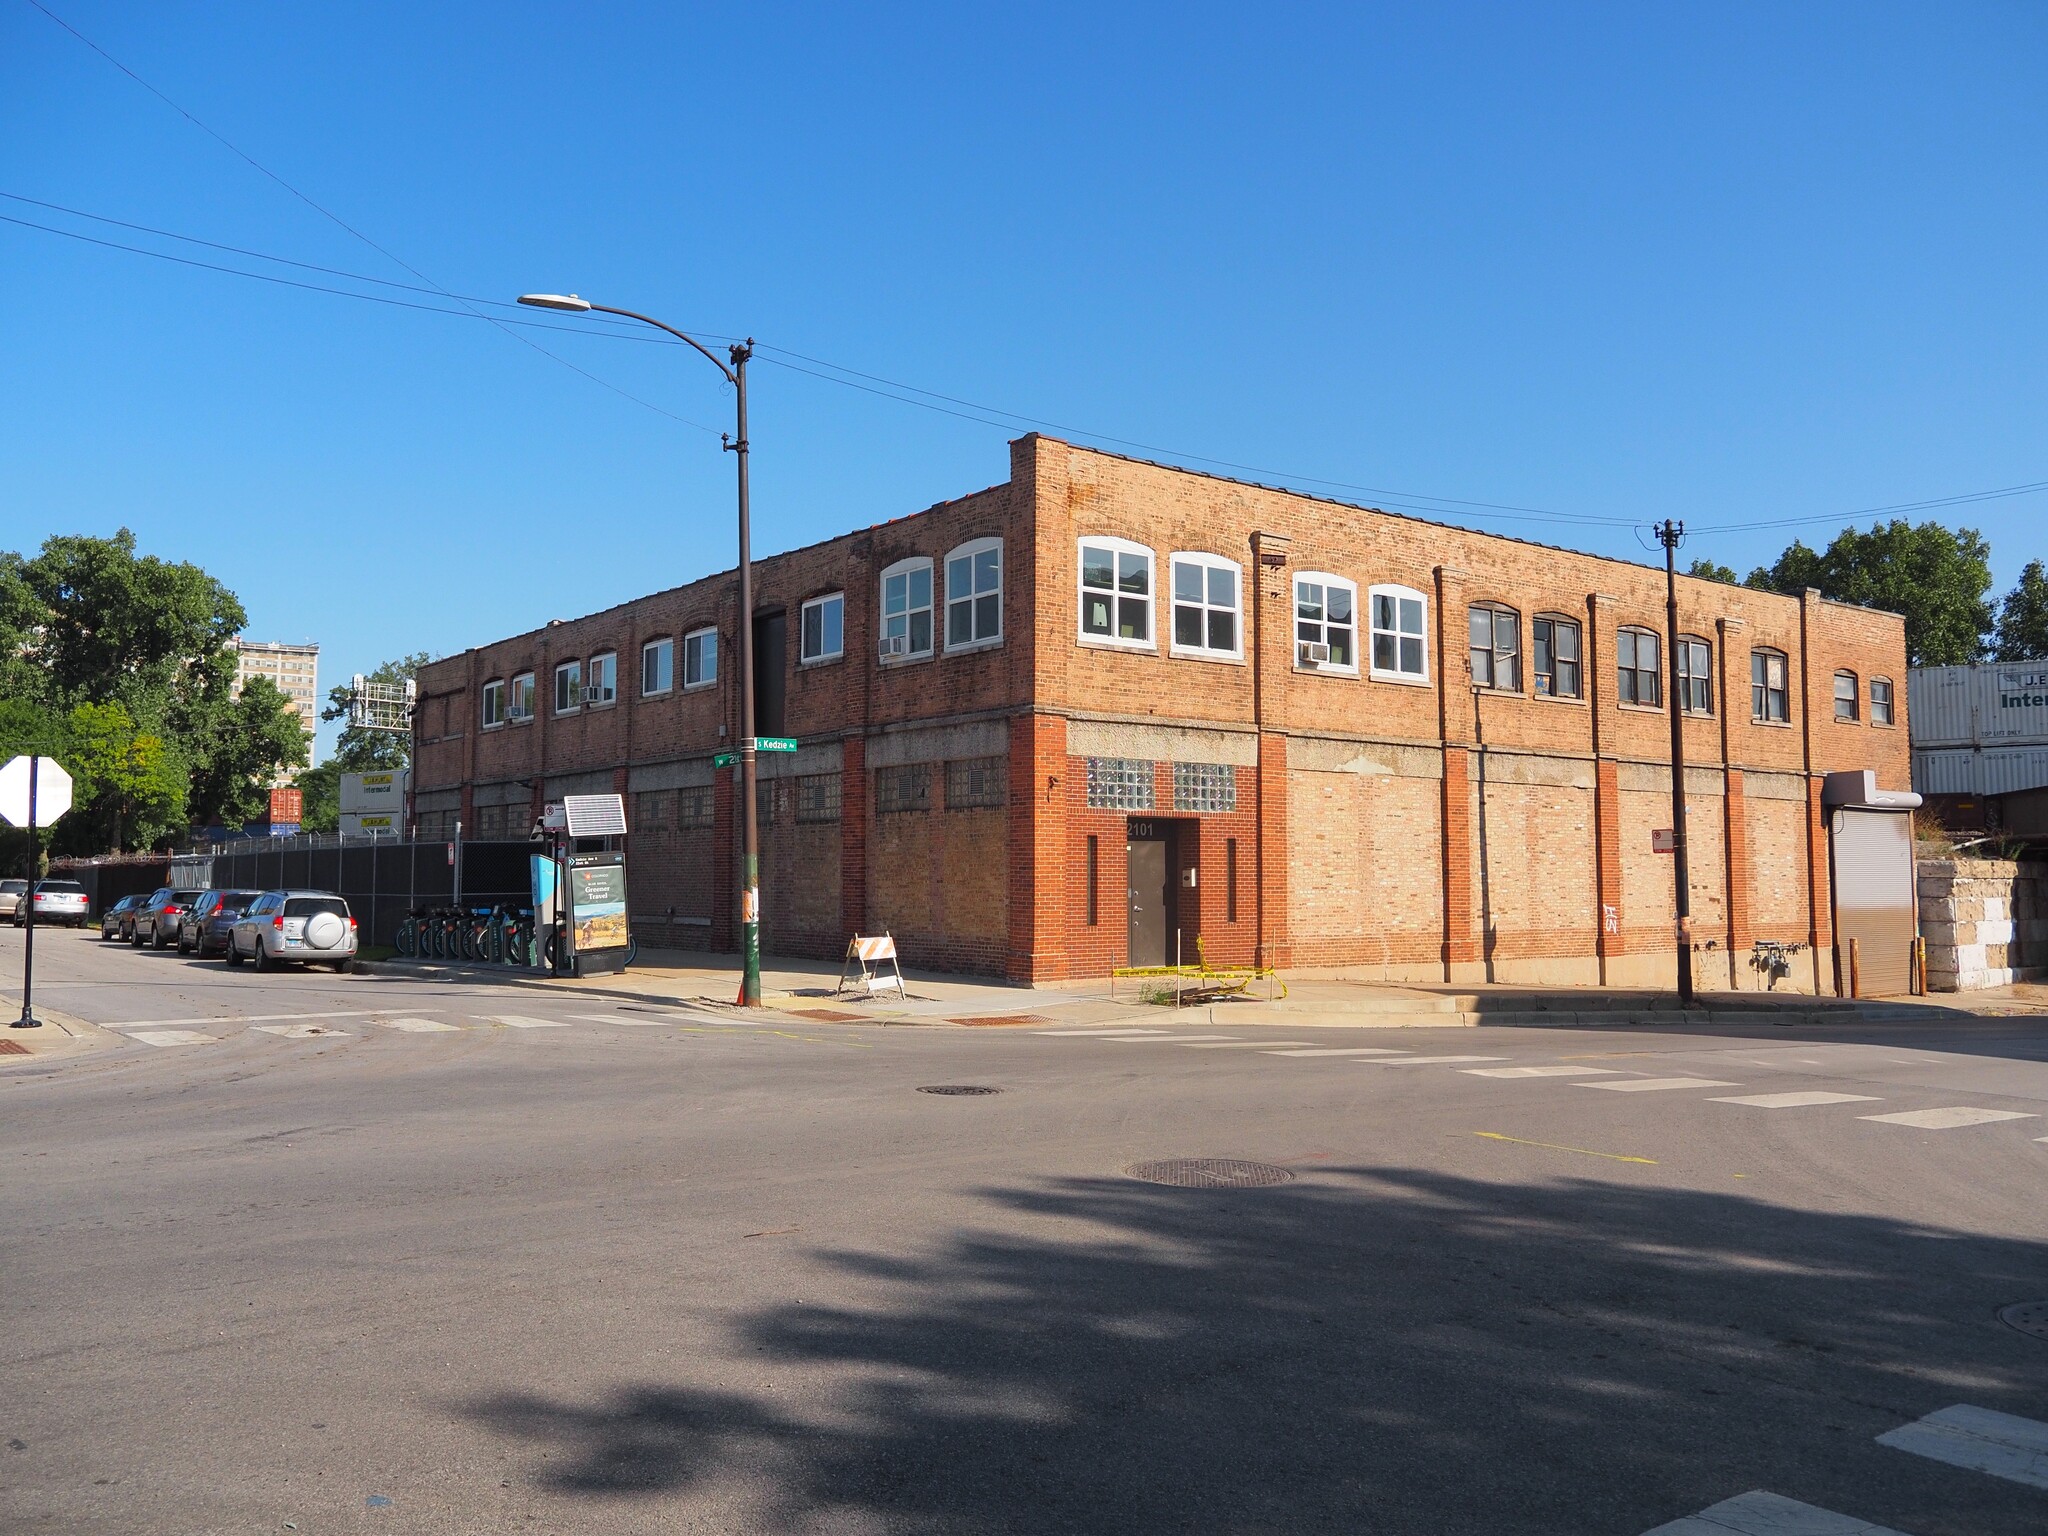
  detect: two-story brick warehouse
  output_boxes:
[411,434,1913,993]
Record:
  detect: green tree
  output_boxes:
[183,676,309,831]
[51,702,185,856]
[1993,560,2048,662]
[1687,558,1740,584]
[300,652,427,833]
[1745,519,1994,666]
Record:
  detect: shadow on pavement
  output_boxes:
[460,1166,2048,1534]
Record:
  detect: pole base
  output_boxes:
[11,1017,44,1029]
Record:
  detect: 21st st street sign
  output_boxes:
[0,755,72,828]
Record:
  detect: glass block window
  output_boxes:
[476,803,509,837]
[795,773,842,824]
[635,790,675,830]
[1173,761,1237,813]
[946,756,1007,810]
[875,763,933,815]
[678,788,714,830]
[1086,757,1154,810]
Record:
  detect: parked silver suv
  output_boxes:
[225,891,358,972]
[0,879,26,919]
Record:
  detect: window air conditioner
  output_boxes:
[1298,640,1331,666]
[879,634,908,659]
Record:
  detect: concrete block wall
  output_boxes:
[1919,857,2048,990]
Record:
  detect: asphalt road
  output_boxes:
[4,925,2048,1535]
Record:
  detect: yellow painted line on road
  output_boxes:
[1472,1131,1658,1165]
[668,1024,872,1049]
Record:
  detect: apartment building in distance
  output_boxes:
[412,435,1914,994]
[233,639,321,746]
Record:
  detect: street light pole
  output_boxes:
[1655,519,1696,1007]
[518,294,763,1006]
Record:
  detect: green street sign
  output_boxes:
[713,751,739,768]
[753,737,799,752]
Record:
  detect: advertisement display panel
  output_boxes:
[569,853,629,953]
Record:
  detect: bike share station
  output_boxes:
[533,792,633,978]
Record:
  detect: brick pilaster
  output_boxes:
[1442,745,1477,971]
[1256,730,1290,970]
[1593,756,1623,976]
[1007,712,1068,981]
[840,734,867,944]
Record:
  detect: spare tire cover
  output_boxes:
[305,912,347,949]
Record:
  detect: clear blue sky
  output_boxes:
[4,2,2043,760]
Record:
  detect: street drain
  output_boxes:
[1999,1301,2048,1341]
[917,1084,1002,1096]
[1126,1158,1294,1188]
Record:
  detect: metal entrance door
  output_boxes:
[1829,808,1915,996]
[1127,820,1172,967]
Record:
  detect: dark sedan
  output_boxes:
[178,890,265,957]
[100,894,147,942]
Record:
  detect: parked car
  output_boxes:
[14,879,89,928]
[101,894,148,941]
[225,891,358,972]
[0,878,26,919]
[178,890,265,957]
[132,888,208,950]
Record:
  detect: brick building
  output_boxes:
[412,435,1911,992]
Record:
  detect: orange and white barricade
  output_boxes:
[838,932,905,997]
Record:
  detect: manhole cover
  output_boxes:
[917,1084,1002,1096]
[2000,1301,2048,1341]
[1126,1158,1295,1188]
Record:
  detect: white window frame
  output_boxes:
[1752,648,1790,723]
[683,627,718,691]
[943,537,1003,653]
[1076,537,1156,651]
[481,678,506,728]
[507,672,535,721]
[1168,552,1243,662]
[553,659,582,715]
[1676,635,1713,716]
[641,637,673,697]
[1293,572,1358,674]
[1368,583,1430,683]
[585,651,617,708]
[800,592,845,664]
[879,556,935,663]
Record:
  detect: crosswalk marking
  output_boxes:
[1035,1029,1166,1037]
[1358,1055,1508,1065]
[1180,1040,1315,1049]
[1710,1091,1883,1109]
[1464,1065,1623,1078]
[104,1009,395,1029]
[1641,1489,1913,1535]
[252,1024,352,1039]
[380,1017,461,1033]
[1100,1034,1236,1043]
[1858,1107,2036,1130]
[1265,1047,1410,1057]
[1877,1402,2048,1490]
[573,1013,674,1027]
[127,1029,217,1048]
[1578,1077,1737,1093]
[490,1015,574,1030]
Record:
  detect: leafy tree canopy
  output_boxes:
[1686,558,1740,585]
[1745,519,1994,667]
[1993,560,2048,663]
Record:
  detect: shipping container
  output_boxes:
[269,786,304,824]
[1908,661,2048,797]
[340,811,405,837]
[340,769,410,814]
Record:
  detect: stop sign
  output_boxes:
[0,756,74,829]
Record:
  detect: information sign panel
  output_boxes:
[569,853,630,952]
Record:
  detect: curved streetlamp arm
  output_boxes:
[584,303,736,385]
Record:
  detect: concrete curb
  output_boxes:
[0,999,119,1066]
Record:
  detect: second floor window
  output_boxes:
[1752,649,1789,721]
[1533,616,1580,698]
[585,652,617,707]
[482,679,505,727]
[801,593,844,663]
[1834,670,1859,721]
[507,672,535,720]
[1170,554,1241,658]
[642,638,673,696]
[1871,676,1895,725]
[945,539,1002,649]
[1369,585,1428,680]
[1468,604,1520,690]
[1295,574,1356,670]
[1676,637,1712,714]
[684,628,717,689]
[881,558,934,660]
[554,660,582,714]
[1618,627,1661,706]
[1079,538,1154,647]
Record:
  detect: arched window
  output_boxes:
[1617,626,1661,706]
[1468,603,1520,691]
[1676,635,1712,715]
[1751,648,1788,721]
[1834,669,1859,722]
[944,538,1002,651]
[879,557,935,661]
[1368,584,1429,681]
[1169,552,1242,659]
[1532,615,1581,698]
[1077,537,1154,648]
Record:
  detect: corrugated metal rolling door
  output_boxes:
[1829,808,1915,996]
